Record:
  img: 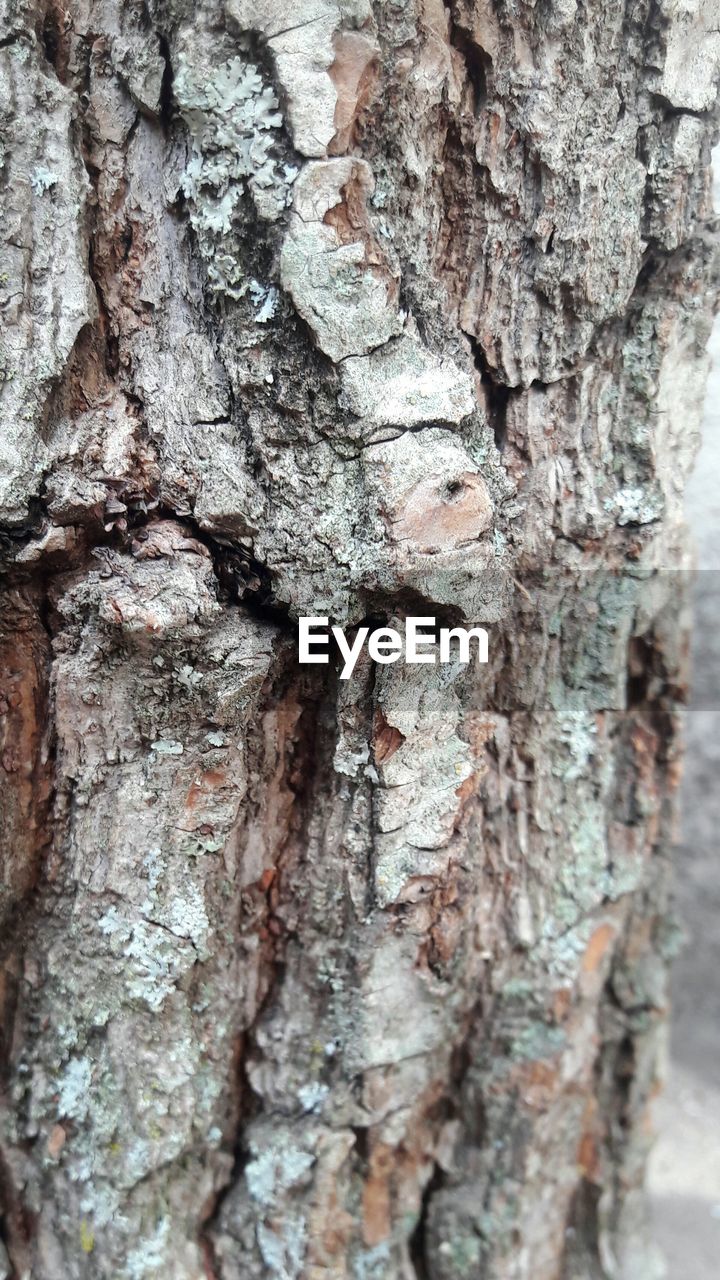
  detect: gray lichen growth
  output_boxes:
[174,51,296,297]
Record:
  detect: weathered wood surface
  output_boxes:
[0,1,718,1277]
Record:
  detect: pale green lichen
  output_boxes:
[30,166,58,194]
[606,485,664,527]
[150,738,184,755]
[174,53,296,299]
[174,663,203,691]
[97,907,194,1011]
[249,278,279,323]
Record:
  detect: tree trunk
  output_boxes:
[0,1,717,1277]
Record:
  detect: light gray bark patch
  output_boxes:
[281,157,403,361]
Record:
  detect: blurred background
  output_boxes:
[648,156,720,1278]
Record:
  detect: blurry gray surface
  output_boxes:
[648,183,720,1273]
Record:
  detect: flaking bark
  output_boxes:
[0,1,718,1278]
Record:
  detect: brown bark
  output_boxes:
[0,1,718,1277]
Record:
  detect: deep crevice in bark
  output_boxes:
[443,1,492,115]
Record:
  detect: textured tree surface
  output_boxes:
[0,1,718,1278]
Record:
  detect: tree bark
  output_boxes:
[0,1,718,1277]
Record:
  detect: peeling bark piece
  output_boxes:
[339,335,476,436]
[329,28,380,154]
[366,429,493,555]
[360,429,505,621]
[652,0,720,111]
[281,158,402,361]
[372,706,405,765]
[15,525,82,566]
[644,115,709,252]
[111,34,165,115]
[226,0,375,158]
[372,657,474,905]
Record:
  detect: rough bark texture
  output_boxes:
[0,1,718,1278]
